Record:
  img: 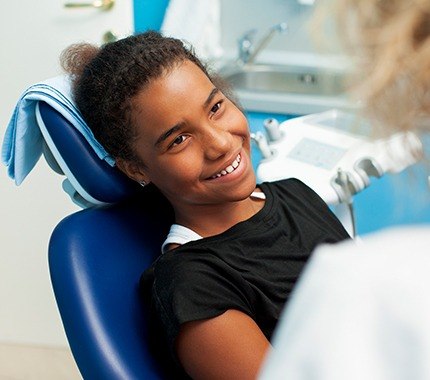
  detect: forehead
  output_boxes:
[131,60,213,130]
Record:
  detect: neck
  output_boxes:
[172,195,264,237]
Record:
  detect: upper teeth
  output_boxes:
[211,154,241,179]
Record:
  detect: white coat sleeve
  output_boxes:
[259,227,430,380]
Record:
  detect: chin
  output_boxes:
[239,174,257,199]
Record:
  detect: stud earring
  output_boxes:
[139,180,147,187]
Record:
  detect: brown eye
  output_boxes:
[211,101,222,114]
[171,135,187,147]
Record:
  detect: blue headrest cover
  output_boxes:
[37,101,141,206]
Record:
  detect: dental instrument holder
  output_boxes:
[331,169,358,236]
[264,118,283,142]
[251,131,274,160]
[250,119,283,160]
[254,110,423,238]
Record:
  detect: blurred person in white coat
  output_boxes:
[259,0,430,379]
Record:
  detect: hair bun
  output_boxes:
[60,43,100,78]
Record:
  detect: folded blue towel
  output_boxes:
[2,75,114,185]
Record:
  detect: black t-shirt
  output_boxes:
[140,179,350,375]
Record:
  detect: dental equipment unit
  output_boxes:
[252,110,423,237]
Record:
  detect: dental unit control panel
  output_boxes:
[253,110,423,236]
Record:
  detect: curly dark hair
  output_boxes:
[61,31,237,163]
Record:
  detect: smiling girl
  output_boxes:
[61,31,350,379]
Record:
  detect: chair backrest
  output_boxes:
[38,101,174,379]
[36,101,141,207]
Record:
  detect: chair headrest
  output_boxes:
[36,101,141,207]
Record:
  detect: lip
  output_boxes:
[205,150,247,182]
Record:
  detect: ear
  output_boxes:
[115,157,149,184]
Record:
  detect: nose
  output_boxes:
[202,125,233,161]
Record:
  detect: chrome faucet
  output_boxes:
[237,22,288,65]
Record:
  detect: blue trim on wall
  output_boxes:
[133,0,169,33]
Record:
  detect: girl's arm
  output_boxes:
[176,309,271,379]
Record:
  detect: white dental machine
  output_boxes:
[253,109,423,237]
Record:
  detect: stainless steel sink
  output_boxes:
[219,64,347,97]
[217,62,353,114]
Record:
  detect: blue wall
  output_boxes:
[133,0,169,32]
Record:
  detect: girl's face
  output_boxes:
[125,60,256,211]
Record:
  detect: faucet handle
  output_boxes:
[239,28,258,44]
[238,22,289,65]
[271,22,288,33]
[238,29,257,63]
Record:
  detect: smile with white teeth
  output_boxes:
[210,154,241,179]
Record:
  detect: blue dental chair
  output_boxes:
[36,101,175,379]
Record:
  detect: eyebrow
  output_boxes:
[204,87,220,109]
[154,87,220,147]
[155,124,183,147]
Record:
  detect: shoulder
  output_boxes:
[153,247,222,282]
[264,178,322,200]
[147,247,255,346]
[151,247,252,310]
[263,178,332,214]
[264,177,308,190]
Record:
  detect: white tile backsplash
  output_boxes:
[219,0,342,65]
[221,1,312,54]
